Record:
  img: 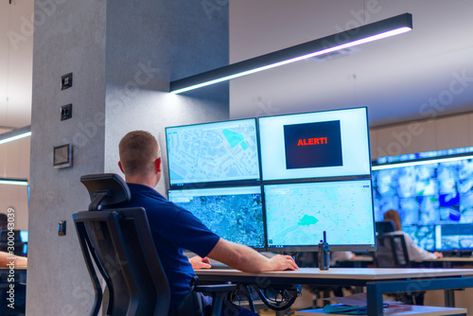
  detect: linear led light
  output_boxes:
[0,178,29,186]
[372,154,473,171]
[0,126,31,145]
[170,13,413,94]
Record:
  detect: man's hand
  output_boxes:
[189,256,212,270]
[267,254,298,271]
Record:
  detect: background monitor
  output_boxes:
[166,119,260,187]
[404,225,436,251]
[168,186,265,248]
[20,230,28,243]
[436,223,473,250]
[372,149,473,251]
[264,179,375,250]
[258,107,371,181]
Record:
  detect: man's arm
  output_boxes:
[207,239,298,273]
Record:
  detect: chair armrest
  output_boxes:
[194,284,236,293]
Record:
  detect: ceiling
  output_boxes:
[229,0,473,126]
[0,0,33,129]
[2,1,473,128]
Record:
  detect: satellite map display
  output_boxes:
[168,186,265,248]
[166,119,260,185]
[264,180,375,247]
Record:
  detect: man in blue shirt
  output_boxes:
[117,131,298,310]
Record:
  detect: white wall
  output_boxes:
[0,135,30,230]
[371,111,473,158]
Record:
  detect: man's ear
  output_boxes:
[154,157,162,173]
[118,161,125,174]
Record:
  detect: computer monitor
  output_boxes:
[435,223,473,251]
[168,186,265,248]
[165,119,260,188]
[258,107,371,181]
[264,179,375,251]
[19,230,28,243]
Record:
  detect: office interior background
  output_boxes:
[1,0,473,315]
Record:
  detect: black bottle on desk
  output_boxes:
[318,231,330,270]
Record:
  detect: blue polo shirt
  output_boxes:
[117,183,220,306]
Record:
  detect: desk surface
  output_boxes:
[197,267,473,280]
[423,257,473,263]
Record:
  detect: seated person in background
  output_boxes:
[116,131,298,311]
[383,209,442,261]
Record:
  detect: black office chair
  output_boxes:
[375,221,396,236]
[73,173,235,316]
[375,233,425,305]
[375,233,410,268]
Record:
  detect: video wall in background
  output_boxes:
[373,151,473,251]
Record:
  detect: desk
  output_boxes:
[422,257,473,267]
[197,268,473,316]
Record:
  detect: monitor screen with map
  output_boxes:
[166,119,260,187]
[258,107,370,181]
[168,186,265,248]
[264,179,375,250]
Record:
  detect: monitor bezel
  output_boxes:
[257,106,371,182]
[167,185,267,250]
[165,117,261,190]
[263,178,377,252]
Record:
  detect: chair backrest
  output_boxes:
[375,233,410,268]
[73,173,170,316]
[375,221,396,236]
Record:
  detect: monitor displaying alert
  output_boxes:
[258,107,370,181]
[166,119,260,187]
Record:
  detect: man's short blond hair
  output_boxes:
[119,130,160,176]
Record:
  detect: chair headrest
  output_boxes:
[81,173,130,211]
[375,221,395,235]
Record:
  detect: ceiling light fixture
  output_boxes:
[0,178,29,186]
[0,126,31,145]
[170,13,413,94]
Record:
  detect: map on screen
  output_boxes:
[168,186,265,248]
[264,180,375,248]
[166,119,260,186]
